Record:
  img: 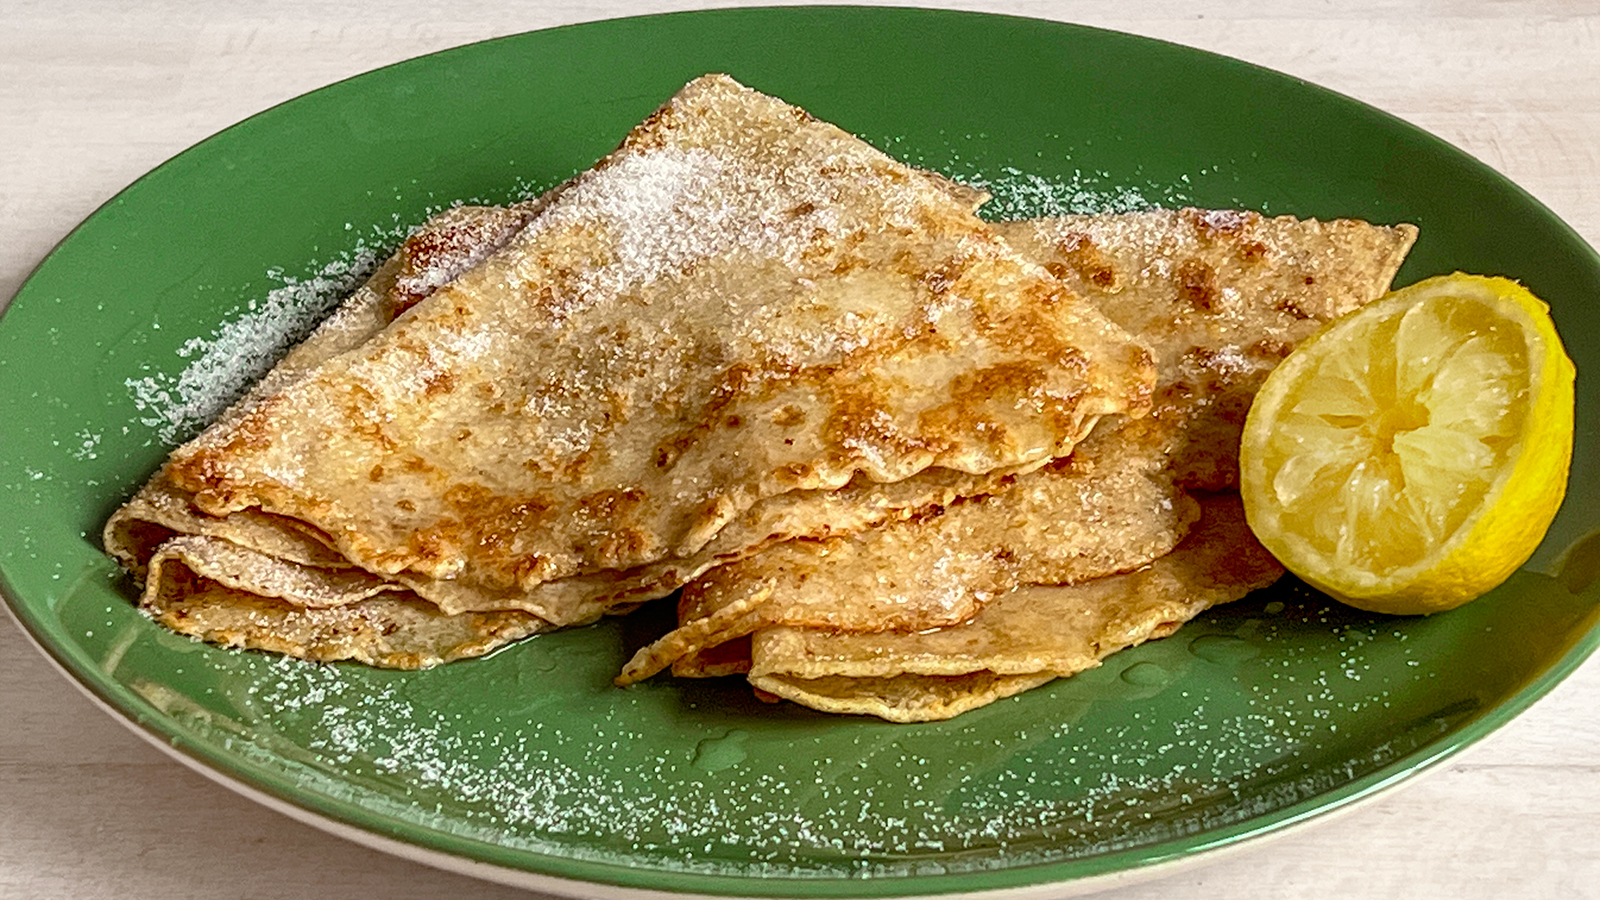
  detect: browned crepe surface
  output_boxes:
[999,209,1418,491]
[627,209,1416,687]
[105,75,1154,666]
[620,415,1199,683]
[107,205,552,666]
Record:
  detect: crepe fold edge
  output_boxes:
[744,495,1284,722]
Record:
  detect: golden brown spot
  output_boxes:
[423,370,456,396]
[407,529,450,564]
[1240,240,1269,263]
[402,455,433,474]
[771,403,806,425]
[831,255,868,276]
[368,465,385,482]
[1050,232,1120,291]
[1176,259,1220,311]
[654,433,694,469]
[616,105,676,153]
[594,530,654,565]
[951,360,1050,401]
[706,362,762,415]
[514,554,554,585]
[392,212,527,314]
[333,383,399,452]
[1275,296,1315,320]
[604,389,632,424]
[165,392,280,500]
[823,390,919,457]
[777,461,816,484]
[397,499,416,512]
[443,483,495,511]
[798,228,836,264]
[920,257,968,296]
[350,419,397,453]
[580,488,648,519]
[702,495,736,522]
[1248,339,1294,360]
[917,402,1000,451]
[1049,342,1093,377]
[561,450,597,480]
[472,497,556,547]
[1184,207,1255,237]
[1126,344,1157,415]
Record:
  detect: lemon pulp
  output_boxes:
[1241,273,1574,615]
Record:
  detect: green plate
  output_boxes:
[2,7,1597,898]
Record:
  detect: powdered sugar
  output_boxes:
[146,591,1455,881]
[971,167,1163,219]
[121,152,1181,448]
[529,146,860,317]
[125,247,381,444]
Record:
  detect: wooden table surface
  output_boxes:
[3,2,1598,898]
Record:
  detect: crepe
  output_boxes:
[746,495,1283,722]
[999,209,1420,491]
[107,74,1155,665]
[621,209,1417,687]
[618,415,1199,683]
[107,204,554,665]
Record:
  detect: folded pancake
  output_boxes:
[107,204,555,666]
[747,495,1282,722]
[618,413,1200,683]
[106,74,1155,664]
[112,201,1011,666]
[108,202,545,575]
[628,209,1416,703]
[1002,209,1419,491]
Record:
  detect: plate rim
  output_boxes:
[3,5,1599,898]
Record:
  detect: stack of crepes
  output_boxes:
[104,75,1418,721]
[616,207,1418,720]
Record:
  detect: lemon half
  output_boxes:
[1241,273,1575,615]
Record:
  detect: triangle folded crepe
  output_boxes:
[104,74,1156,666]
[625,209,1417,717]
[106,204,554,666]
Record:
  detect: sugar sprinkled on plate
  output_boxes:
[134,597,1449,880]
[124,245,381,445]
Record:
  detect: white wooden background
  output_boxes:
[3,1,1598,898]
